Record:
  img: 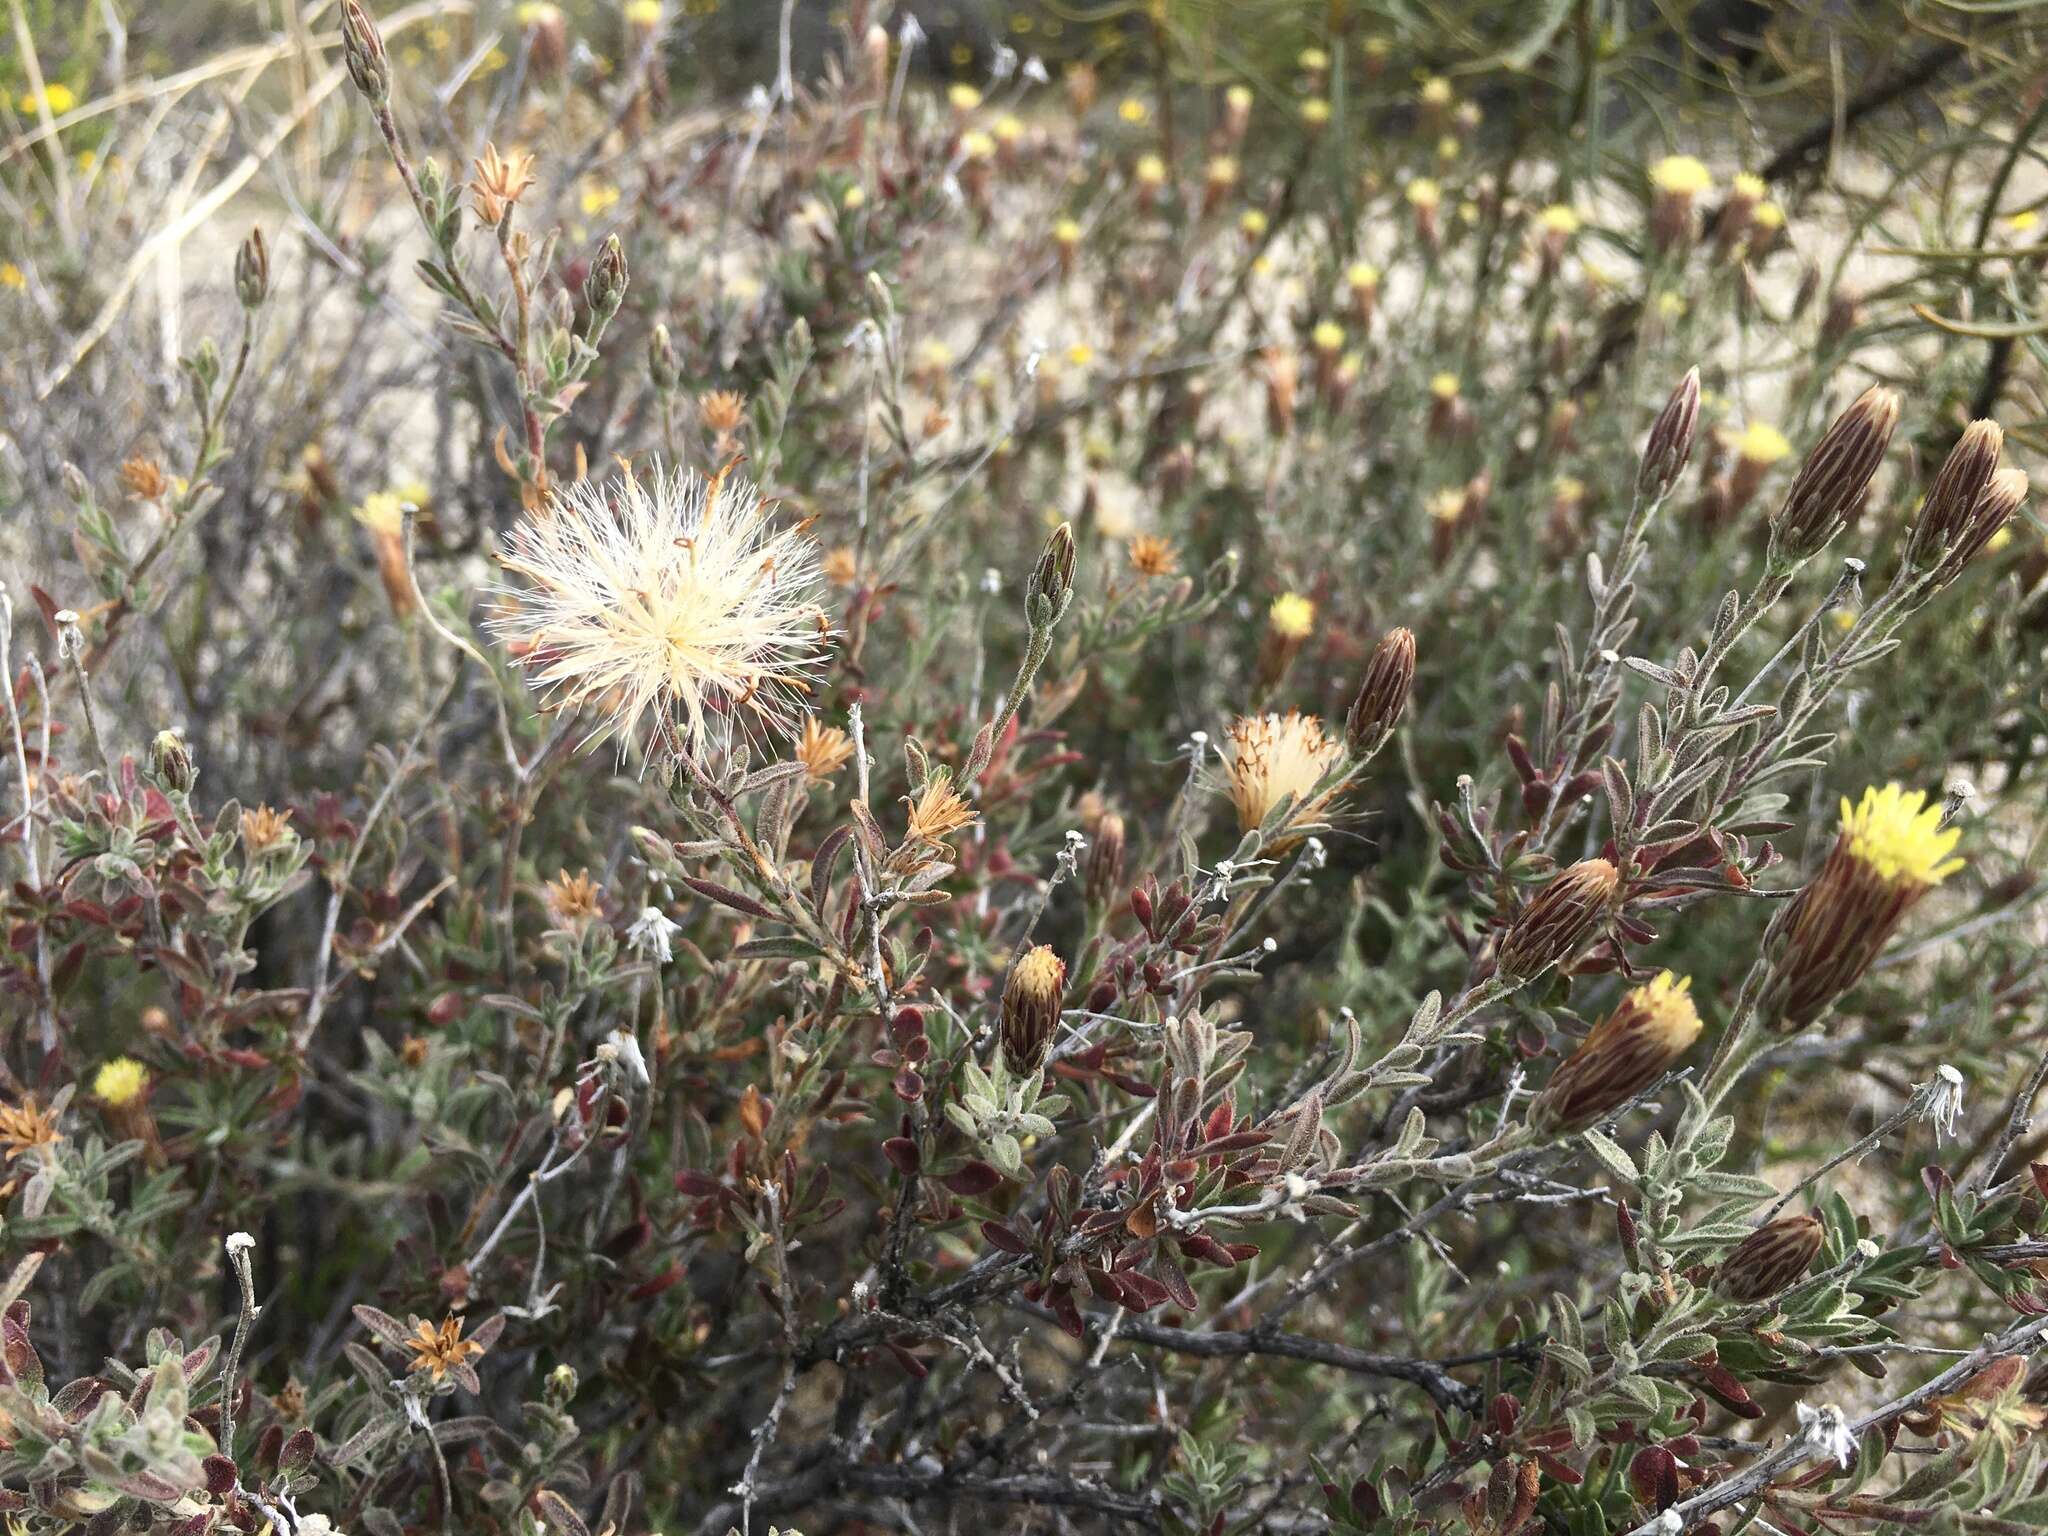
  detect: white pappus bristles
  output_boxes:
[492,460,827,752]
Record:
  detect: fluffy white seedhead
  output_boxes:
[492,462,826,752]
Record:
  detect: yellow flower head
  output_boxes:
[1302,98,1332,127]
[960,129,996,161]
[355,491,408,538]
[1753,202,1786,231]
[1206,154,1238,185]
[1118,97,1149,125]
[1650,155,1713,198]
[624,0,663,24]
[492,462,827,751]
[19,84,76,116]
[1539,204,1581,236]
[1239,209,1269,237]
[1427,487,1465,524]
[1225,84,1254,113]
[1268,592,1315,639]
[1737,422,1791,466]
[93,1058,149,1107]
[1840,784,1963,886]
[1311,320,1345,353]
[1134,153,1166,186]
[1419,77,1453,108]
[1347,261,1380,290]
[1429,372,1460,400]
[948,82,983,112]
[1405,177,1441,209]
[1732,171,1766,201]
[580,182,622,217]
[1053,216,1082,245]
[993,114,1024,144]
[1298,47,1329,72]
[0,263,25,291]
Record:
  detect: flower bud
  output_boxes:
[1527,972,1701,1134]
[1770,385,1898,563]
[1936,467,2030,582]
[647,323,679,392]
[1085,813,1126,912]
[1345,627,1416,757]
[234,226,269,310]
[1714,1213,1824,1301]
[1496,858,1619,980]
[1637,367,1701,500]
[1027,522,1077,629]
[582,234,630,325]
[1000,945,1067,1072]
[148,729,197,795]
[340,0,390,105]
[1904,420,2003,573]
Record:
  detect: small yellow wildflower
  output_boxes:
[93,1058,148,1107]
[1268,593,1315,640]
[19,83,76,116]
[1737,422,1791,465]
[1650,155,1713,197]
[580,183,622,217]
[1118,97,1148,124]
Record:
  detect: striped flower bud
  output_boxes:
[1770,386,1899,562]
[1713,1212,1824,1301]
[1028,522,1077,628]
[1637,368,1700,500]
[1765,784,1962,1030]
[1528,972,1702,1134]
[1085,813,1126,913]
[340,1,390,105]
[1000,945,1067,1072]
[1935,466,2029,585]
[1345,627,1417,757]
[1497,858,1620,980]
[1904,420,2004,574]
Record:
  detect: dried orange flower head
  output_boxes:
[404,1315,485,1382]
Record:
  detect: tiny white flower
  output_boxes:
[981,567,1003,595]
[605,1028,651,1087]
[1925,1064,1965,1142]
[1655,1510,1684,1536]
[626,905,680,963]
[226,1231,255,1255]
[990,44,1018,82]
[1796,1401,1857,1467]
[1022,56,1049,84]
[898,12,925,46]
